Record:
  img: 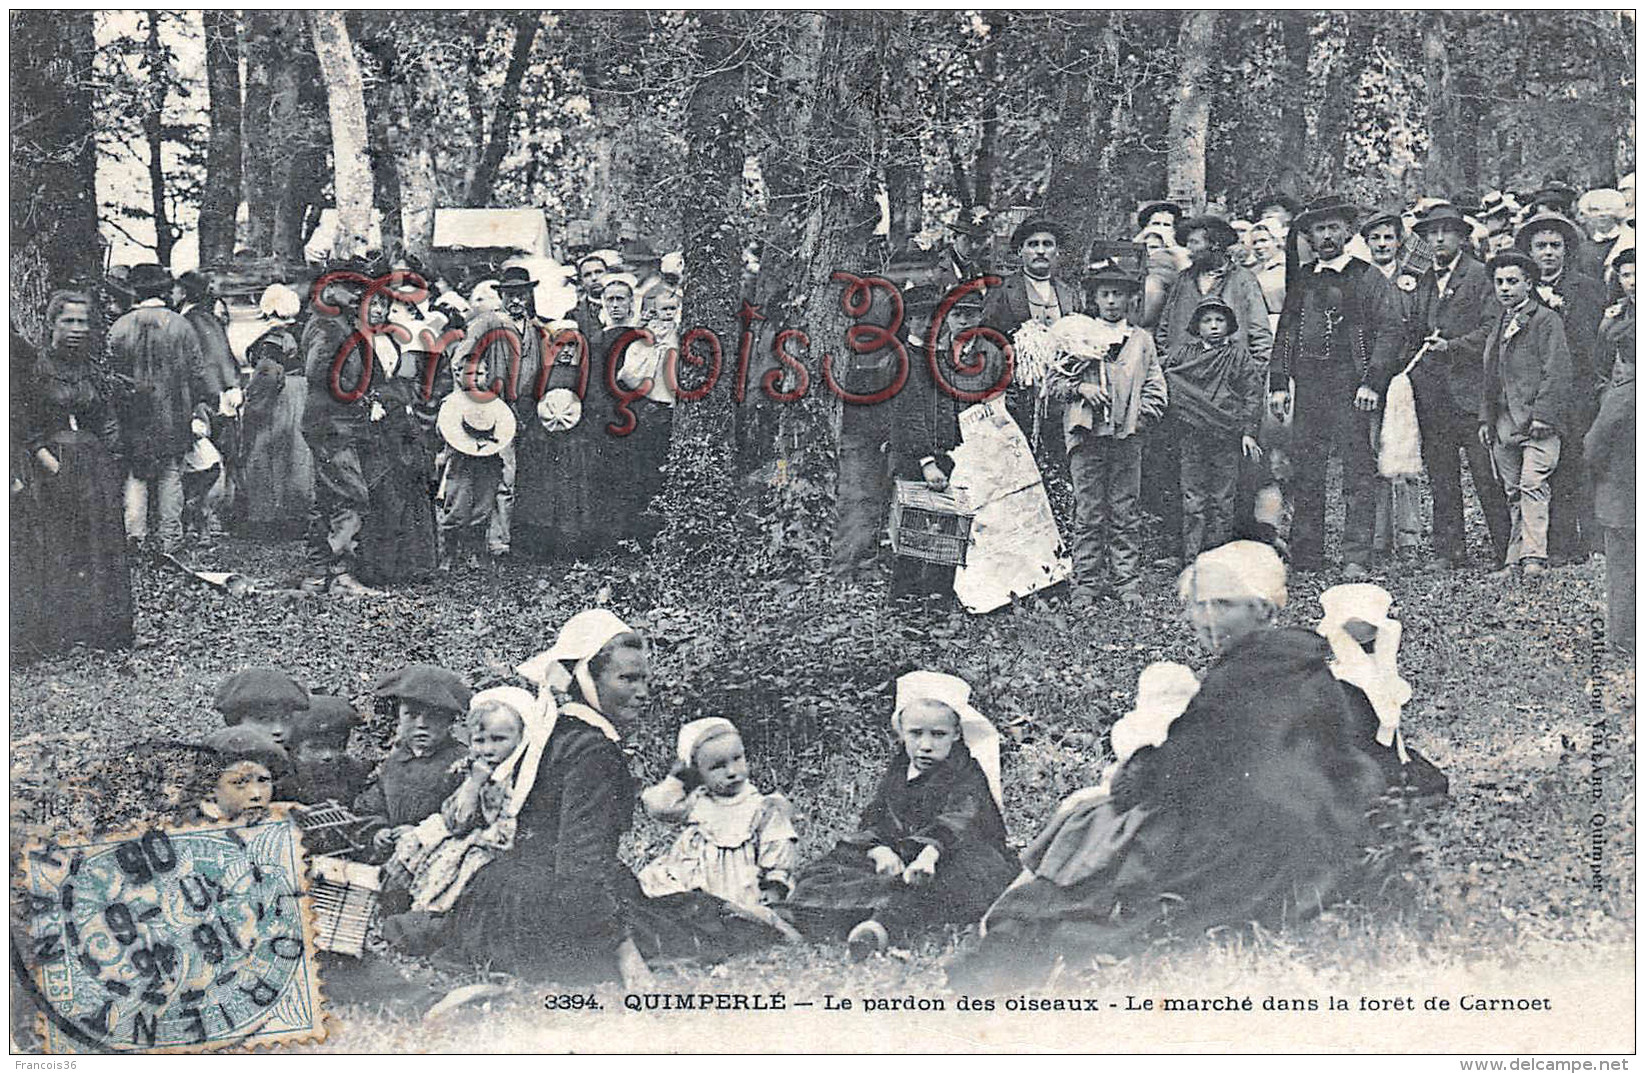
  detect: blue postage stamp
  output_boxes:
[15,817,326,1053]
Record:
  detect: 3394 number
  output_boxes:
[542,993,598,1011]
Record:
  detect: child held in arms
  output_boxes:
[354,664,473,859]
[1162,295,1265,562]
[783,672,1016,960]
[1044,259,1167,608]
[638,718,799,921]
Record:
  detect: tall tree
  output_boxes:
[198,10,241,268]
[1422,12,1464,197]
[1166,10,1216,213]
[9,10,101,336]
[143,11,176,266]
[308,11,374,258]
[242,11,329,261]
[1276,12,1312,198]
[465,12,541,207]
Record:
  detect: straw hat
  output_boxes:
[437,392,517,457]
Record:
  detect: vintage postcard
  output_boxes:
[8,7,1635,1058]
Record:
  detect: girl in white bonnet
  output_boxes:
[638,717,799,919]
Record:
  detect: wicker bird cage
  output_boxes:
[308,854,381,958]
[889,480,974,566]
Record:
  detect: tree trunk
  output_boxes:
[144,11,174,267]
[654,12,747,583]
[308,11,374,258]
[199,10,242,269]
[243,11,328,263]
[1166,10,1216,213]
[1422,12,1463,197]
[9,9,101,337]
[1275,11,1311,198]
[359,26,404,256]
[465,13,539,207]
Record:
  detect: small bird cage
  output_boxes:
[889,480,975,566]
[308,854,382,958]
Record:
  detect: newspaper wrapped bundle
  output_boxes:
[947,396,1075,612]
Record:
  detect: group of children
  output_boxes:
[189,659,1019,966]
[1042,258,1265,606]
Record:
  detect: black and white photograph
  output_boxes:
[6,7,1637,1057]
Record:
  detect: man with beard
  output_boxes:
[1515,210,1607,563]
[1270,195,1405,577]
[455,264,545,561]
[1150,215,1273,566]
[1406,203,1512,570]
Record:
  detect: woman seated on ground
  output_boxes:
[381,609,786,986]
[953,541,1398,989]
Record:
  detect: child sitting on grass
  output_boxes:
[196,725,290,823]
[638,717,799,918]
[783,671,1016,960]
[354,663,473,859]
[212,667,310,749]
[286,694,369,806]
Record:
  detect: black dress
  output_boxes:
[953,628,1391,989]
[384,714,782,983]
[785,740,1017,937]
[513,339,610,559]
[11,335,134,659]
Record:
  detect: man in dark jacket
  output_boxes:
[1407,204,1512,568]
[1479,250,1574,578]
[1270,195,1406,577]
[300,256,385,596]
[108,261,203,555]
[1515,211,1608,563]
[175,270,243,535]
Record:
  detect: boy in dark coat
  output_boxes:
[286,695,370,806]
[354,663,472,857]
[1479,251,1574,577]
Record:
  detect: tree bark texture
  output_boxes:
[308,11,375,258]
[465,13,540,207]
[199,9,242,268]
[143,11,174,266]
[1166,10,1216,213]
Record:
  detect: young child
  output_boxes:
[1094,661,1201,797]
[196,725,290,823]
[286,695,370,806]
[638,717,798,915]
[1163,295,1264,561]
[354,664,473,858]
[213,667,310,749]
[784,671,1016,960]
[1479,250,1574,578]
[1045,261,1168,607]
[182,401,227,542]
[383,686,549,915]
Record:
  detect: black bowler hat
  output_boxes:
[126,262,174,299]
[1134,200,1182,232]
[1251,192,1303,221]
[496,264,538,290]
[1174,214,1239,250]
[1411,203,1469,237]
[1009,217,1065,251]
[1514,210,1584,257]
[1292,193,1362,232]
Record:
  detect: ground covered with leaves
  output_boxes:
[8,492,1636,1051]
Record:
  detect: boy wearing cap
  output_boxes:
[287,695,369,806]
[354,664,473,856]
[1162,295,1264,562]
[1479,250,1574,578]
[1046,261,1167,606]
[1406,203,1511,569]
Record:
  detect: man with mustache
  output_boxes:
[1269,195,1406,578]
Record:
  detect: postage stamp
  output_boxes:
[14,817,325,1054]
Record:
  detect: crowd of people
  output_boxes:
[171,540,1442,998]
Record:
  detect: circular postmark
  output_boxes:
[14,817,324,1053]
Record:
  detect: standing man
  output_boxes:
[1151,215,1273,567]
[1359,209,1423,562]
[1270,195,1406,577]
[1515,210,1607,562]
[1406,203,1512,569]
[571,253,609,341]
[300,257,385,596]
[108,262,202,557]
[980,217,1083,457]
[174,270,243,535]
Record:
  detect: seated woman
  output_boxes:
[953,542,1392,989]
[383,609,784,986]
[784,671,1016,960]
